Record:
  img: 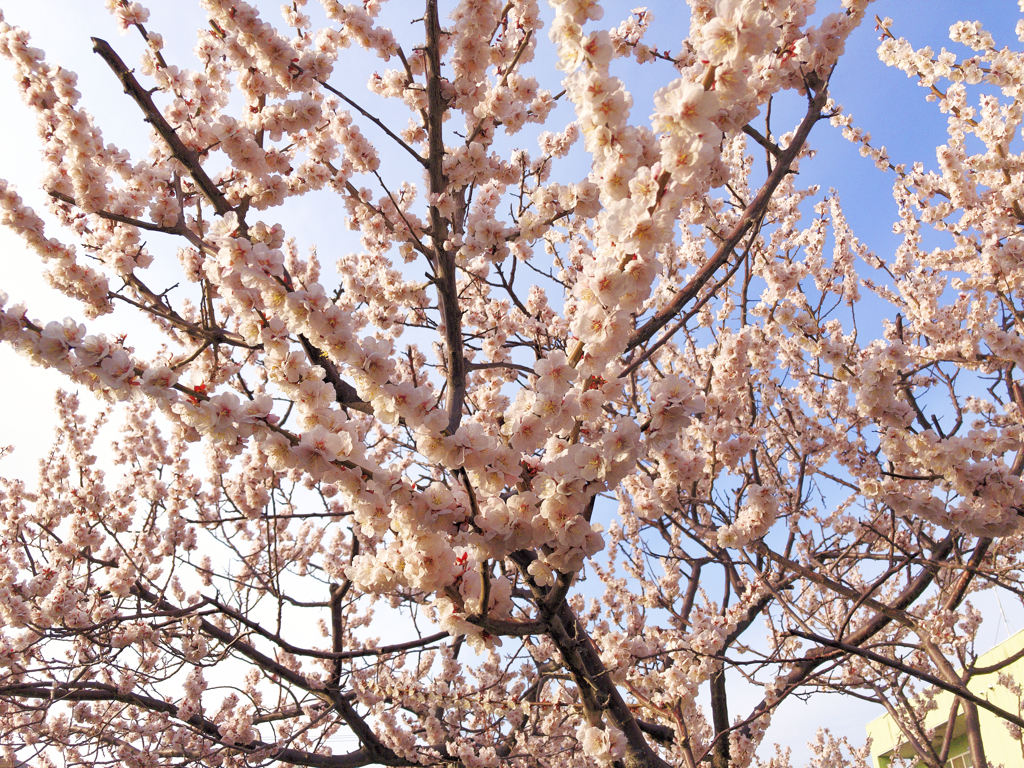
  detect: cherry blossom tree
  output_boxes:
[1,1,1023,767]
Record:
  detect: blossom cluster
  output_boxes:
[1,2,1023,768]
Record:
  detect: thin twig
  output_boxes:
[318,78,427,167]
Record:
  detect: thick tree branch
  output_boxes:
[626,73,831,354]
[424,0,467,435]
[92,38,232,217]
[0,681,407,768]
[709,660,730,768]
[922,639,989,768]
[510,550,671,768]
[297,334,372,414]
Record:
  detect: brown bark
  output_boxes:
[423,0,467,435]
